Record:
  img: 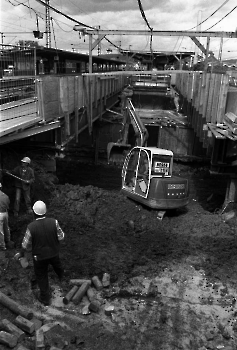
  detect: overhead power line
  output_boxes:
[137,0,153,66]
[137,0,152,31]
[204,5,237,31]
[35,0,94,29]
[53,19,73,32]
[35,0,122,52]
[6,0,44,19]
[187,0,230,30]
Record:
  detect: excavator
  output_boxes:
[107,85,189,219]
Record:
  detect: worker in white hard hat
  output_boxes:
[0,182,13,250]
[11,157,35,217]
[18,200,65,306]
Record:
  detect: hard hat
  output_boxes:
[0,183,2,188]
[21,157,31,164]
[33,201,46,215]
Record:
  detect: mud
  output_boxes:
[1,156,237,350]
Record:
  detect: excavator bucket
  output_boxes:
[107,142,131,165]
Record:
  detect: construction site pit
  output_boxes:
[1,154,237,350]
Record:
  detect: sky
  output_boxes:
[1,0,237,60]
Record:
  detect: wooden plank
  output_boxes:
[223,116,237,134]
[207,124,226,139]
[197,73,206,137]
[199,73,211,140]
[198,73,205,115]
[225,112,237,123]
[195,74,202,132]
[193,73,200,110]
[182,74,187,99]
[210,74,222,123]
[190,74,199,127]
[190,72,195,101]
[216,74,229,124]
[206,73,216,122]
[187,73,192,102]
[202,73,210,117]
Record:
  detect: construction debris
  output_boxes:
[14,316,35,334]
[0,291,34,320]
[102,273,110,287]
[91,276,103,291]
[69,279,92,286]
[0,318,25,342]
[206,112,237,141]
[35,328,44,350]
[63,285,79,305]
[88,300,101,313]
[72,281,90,305]
[104,304,115,316]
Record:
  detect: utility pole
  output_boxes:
[45,0,51,48]
[96,26,101,55]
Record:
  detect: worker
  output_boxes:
[17,200,65,306]
[11,157,35,217]
[0,182,12,250]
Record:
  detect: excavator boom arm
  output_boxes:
[126,98,148,147]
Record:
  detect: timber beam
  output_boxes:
[73,28,237,38]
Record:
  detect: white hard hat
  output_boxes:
[33,201,46,215]
[21,157,31,164]
[0,183,2,187]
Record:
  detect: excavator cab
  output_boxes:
[121,146,189,217]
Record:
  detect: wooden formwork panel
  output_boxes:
[216,74,229,124]
[159,126,194,156]
[210,74,222,123]
[196,74,207,137]
[193,74,202,132]
[182,74,188,99]
[175,73,181,91]
[187,73,194,102]
[202,73,211,118]
[206,74,217,123]
[192,73,200,111]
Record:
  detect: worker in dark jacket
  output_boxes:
[12,157,35,217]
[19,200,65,306]
[0,182,11,250]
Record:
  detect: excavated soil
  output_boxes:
[1,156,237,350]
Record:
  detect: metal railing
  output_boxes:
[0,45,37,119]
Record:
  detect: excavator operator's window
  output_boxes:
[125,149,139,189]
[151,154,172,177]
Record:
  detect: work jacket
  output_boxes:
[0,190,10,212]
[28,218,61,261]
[12,166,35,190]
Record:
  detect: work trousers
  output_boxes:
[14,187,31,214]
[33,255,64,303]
[0,212,10,249]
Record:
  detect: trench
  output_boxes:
[0,91,234,349]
